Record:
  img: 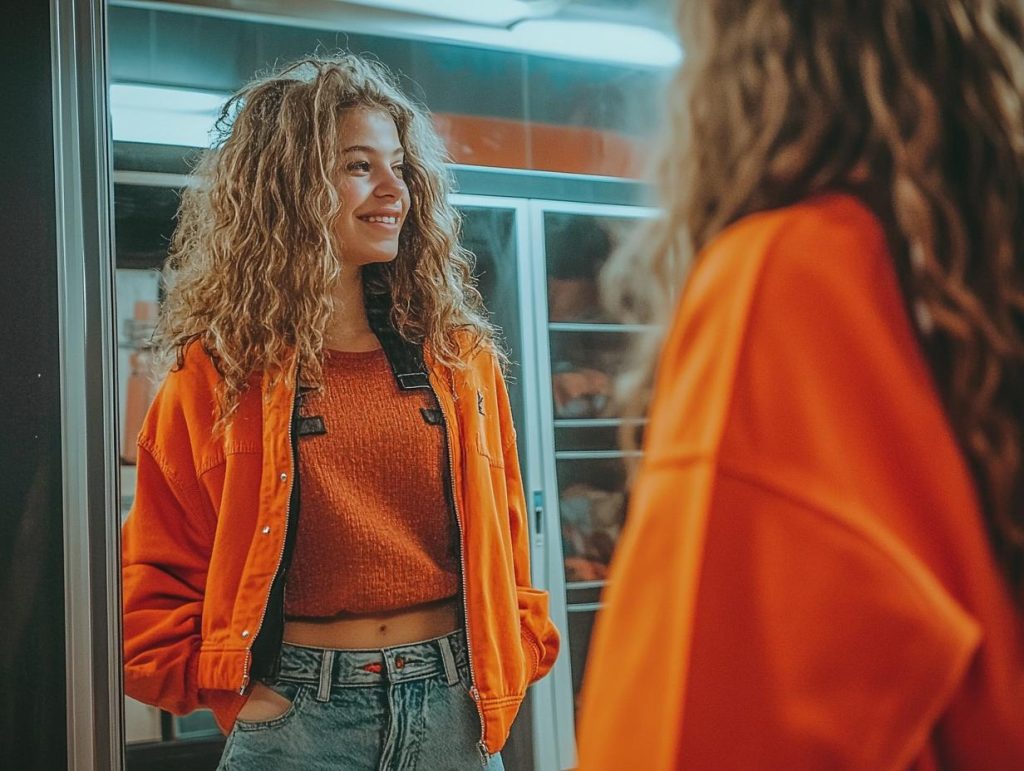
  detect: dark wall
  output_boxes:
[0,1,68,770]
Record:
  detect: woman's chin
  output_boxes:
[350,249,400,267]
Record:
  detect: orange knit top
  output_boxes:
[283,347,459,617]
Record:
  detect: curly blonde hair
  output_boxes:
[156,53,496,424]
[604,0,1024,592]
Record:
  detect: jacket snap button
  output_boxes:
[279,472,287,482]
[261,526,270,535]
[241,630,250,639]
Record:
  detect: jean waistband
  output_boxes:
[274,629,468,692]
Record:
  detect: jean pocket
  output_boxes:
[234,681,307,732]
[455,662,478,698]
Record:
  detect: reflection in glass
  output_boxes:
[540,208,655,733]
[557,458,627,583]
[109,6,665,762]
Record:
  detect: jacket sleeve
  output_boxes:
[122,393,216,716]
[579,460,980,771]
[494,356,561,684]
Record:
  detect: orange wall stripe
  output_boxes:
[433,113,645,178]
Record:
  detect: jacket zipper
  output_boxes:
[239,377,296,694]
[430,372,488,757]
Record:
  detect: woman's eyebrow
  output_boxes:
[342,144,404,157]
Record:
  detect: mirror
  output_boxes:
[108,2,669,769]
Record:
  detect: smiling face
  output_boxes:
[332,108,411,267]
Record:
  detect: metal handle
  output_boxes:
[531,490,545,547]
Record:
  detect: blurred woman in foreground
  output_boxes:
[578,1,1024,768]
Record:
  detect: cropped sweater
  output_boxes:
[284,347,459,617]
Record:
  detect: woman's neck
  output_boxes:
[324,265,380,352]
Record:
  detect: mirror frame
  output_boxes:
[52,0,124,767]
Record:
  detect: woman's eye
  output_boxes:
[347,160,371,173]
[392,163,407,177]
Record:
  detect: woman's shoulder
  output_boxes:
[445,328,500,369]
[710,192,887,278]
[162,338,222,394]
[690,192,891,314]
[145,339,227,435]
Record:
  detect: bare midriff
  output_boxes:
[283,595,461,649]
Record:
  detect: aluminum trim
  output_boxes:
[526,199,578,770]
[52,0,123,767]
[112,169,194,188]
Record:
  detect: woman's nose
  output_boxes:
[375,168,405,198]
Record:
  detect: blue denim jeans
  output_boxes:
[217,630,503,771]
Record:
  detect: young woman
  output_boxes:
[578,1,1024,769]
[121,54,559,770]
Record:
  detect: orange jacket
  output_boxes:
[578,194,1024,770]
[122,334,559,755]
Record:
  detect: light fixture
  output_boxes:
[508,18,682,68]
[328,0,566,27]
[323,14,683,68]
[109,83,227,147]
[314,0,681,66]
[110,1,680,70]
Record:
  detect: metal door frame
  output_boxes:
[52,0,124,769]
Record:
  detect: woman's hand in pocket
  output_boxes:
[237,682,293,723]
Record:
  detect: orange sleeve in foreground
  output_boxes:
[576,195,983,770]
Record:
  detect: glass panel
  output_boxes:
[548,329,651,420]
[124,696,161,744]
[173,711,221,740]
[554,424,622,453]
[557,457,628,585]
[541,208,655,742]
[114,183,179,269]
[544,212,639,324]
[566,608,597,720]
[458,206,524,434]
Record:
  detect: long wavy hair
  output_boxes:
[604,0,1024,594]
[155,54,496,424]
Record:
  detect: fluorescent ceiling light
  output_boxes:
[110,83,227,146]
[331,14,682,68]
[313,2,681,66]
[509,19,682,68]
[331,0,564,26]
[111,1,680,69]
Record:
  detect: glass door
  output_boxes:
[452,195,553,771]
[529,200,657,769]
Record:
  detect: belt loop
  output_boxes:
[317,650,335,702]
[439,635,459,686]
